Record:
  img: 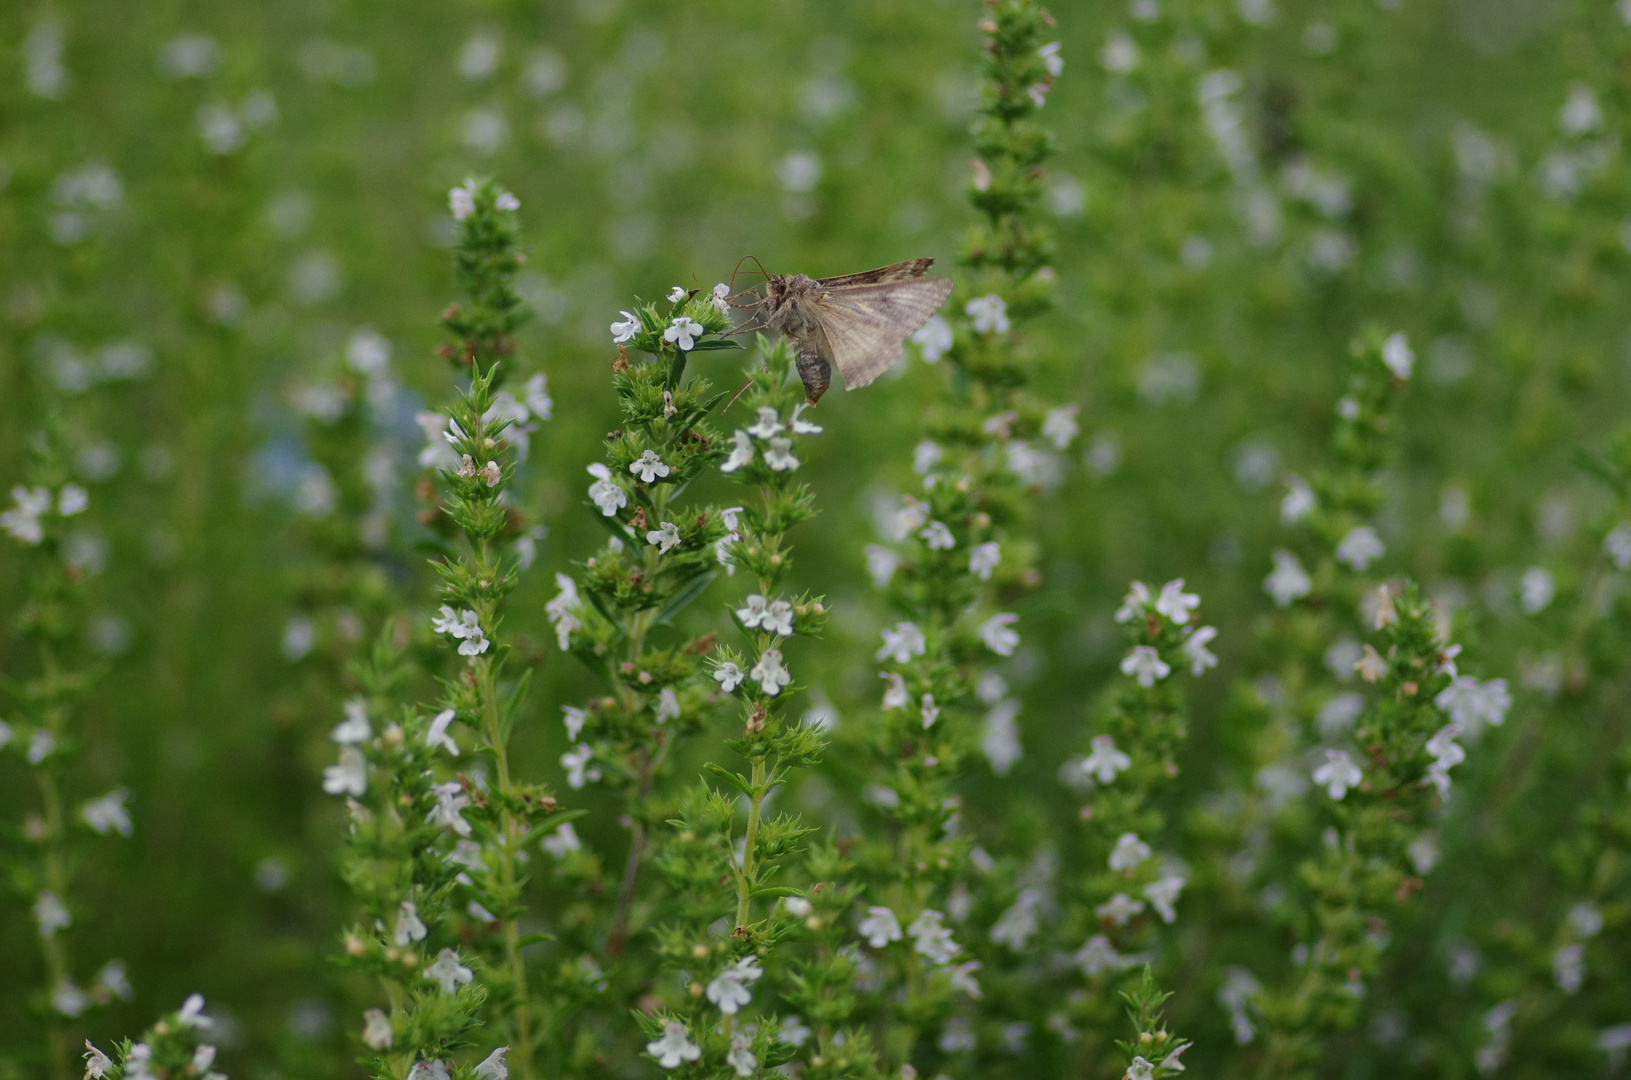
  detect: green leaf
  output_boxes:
[588,507,635,545]
[655,570,717,626]
[498,668,532,744]
[690,338,746,351]
[704,762,755,798]
[749,885,805,899]
[516,932,554,947]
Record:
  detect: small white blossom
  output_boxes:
[1120,645,1170,687]
[920,693,940,729]
[714,662,745,693]
[178,993,213,1029]
[990,890,1041,950]
[764,438,800,471]
[542,822,581,858]
[1043,404,1079,449]
[1082,735,1132,783]
[1,485,52,545]
[646,1021,701,1069]
[1381,332,1414,378]
[726,1033,756,1078]
[764,599,795,636]
[711,282,732,313]
[1568,901,1604,939]
[1074,935,1122,976]
[750,648,792,696]
[721,429,754,473]
[474,1047,510,1080]
[667,285,687,302]
[1144,875,1185,923]
[1426,723,1466,772]
[655,687,680,724]
[629,450,670,483]
[779,1016,813,1046]
[1554,943,1584,994]
[425,709,460,756]
[1039,41,1064,75]
[911,314,953,361]
[881,672,909,710]
[332,700,371,744]
[52,980,87,1017]
[1182,626,1219,675]
[1264,549,1313,606]
[948,960,983,998]
[95,960,132,1002]
[1109,832,1152,871]
[663,316,703,351]
[561,744,599,789]
[562,705,587,740]
[1155,579,1200,624]
[747,407,784,439]
[1126,1057,1155,1080]
[58,484,89,515]
[29,729,55,765]
[478,460,501,487]
[1115,581,1153,622]
[611,311,640,343]
[860,905,903,947]
[424,949,474,994]
[323,748,368,796]
[449,182,476,220]
[789,403,823,434]
[877,622,927,663]
[920,520,956,550]
[34,891,70,937]
[965,294,1010,334]
[81,788,133,836]
[408,1062,451,1080]
[1282,475,1316,524]
[706,955,763,1015]
[1434,677,1511,733]
[393,900,428,946]
[1605,522,1631,569]
[1096,893,1145,926]
[908,909,961,964]
[865,543,901,588]
[428,781,473,836]
[1520,567,1555,614]
[969,541,1001,580]
[914,439,943,475]
[546,573,582,650]
[646,520,681,553]
[893,495,929,540]
[979,613,1020,657]
[1355,644,1387,682]
[737,594,771,628]
[1313,749,1364,799]
[1336,526,1385,571]
[361,1007,394,1050]
[84,1042,113,1078]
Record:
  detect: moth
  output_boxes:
[759,258,954,405]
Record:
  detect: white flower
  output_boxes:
[1335,526,1385,571]
[81,788,133,835]
[1108,832,1152,871]
[546,574,582,651]
[1520,567,1555,614]
[523,372,552,419]
[764,599,795,636]
[1144,875,1185,924]
[1264,549,1312,607]
[1568,901,1604,938]
[646,1021,701,1069]
[877,622,927,663]
[1,485,51,545]
[1043,404,1079,449]
[408,1062,451,1080]
[646,520,681,553]
[750,648,792,696]
[1120,646,1170,687]
[779,1016,813,1046]
[361,1007,393,1050]
[479,460,501,487]
[969,541,1001,581]
[83,1042,113,1078]
[1126,1057,1155,1080]
[747,407,784,439]
[426,708,460,756]
[393,900,428,946]
[1554,943,1584,994]
[892,495,928,540]
[721,429,755,473]
[947,960,983,999]
[662,316,704,351]
[1181,626,1219,675]
[881,672,909,710]
[914,439,943,475]
[474,1048,510,1080]
[449,182,476,220]
[611,311,640,343]
[29,729,55,764]
[1605,522,1631,570]
[178,993,214,1028]
[1115,581,1152,622]
[1155,579,1200,624]
[865,543,901,588]
[1082,735,1132,783]
[458,625,490,657]
[34,891,70,937]
[424,948,474,994]
[419,783,471,838]
[667,285,687,303]
[332,699,371,744]
[629,450,670,483]
[1282,475,1316,524]
[920,693,940,729]
[1381,332,1414,379]
[737,594,771,628]
[561,744,599,789]
[542,822,580,858]
[979,613,1020,657]
[711,282,732,313]
[1075,935,1122,976]
[714,661,745,693]
[1313,749,1364,799]
[764,438,800,471]
[323,748,368,796]
[990,890,1041,949]
[789,403,823,434]
[556,707,586,744]
[908,909,961,964]
[706,955,763,1015]
[125,1044,154,1078]
[982,699,1021,774]
[95,960,132,1002]
[53,980,87,1017]
[58,484,89,515]
[920,520,956,550]
[726,1033,757,1078]
[1434,677,1511,733]
[1027,82,1051,107]
[1096,893,1145,926]
[860,905,903,947]
[911,314,953,361]
[1039,41,1064,75]
[965,294,1010,334]
[655,687,681,724]
[1354,644,1387,682]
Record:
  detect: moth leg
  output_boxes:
[795,343,832,405]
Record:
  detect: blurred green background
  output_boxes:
[4,0,1631,1076]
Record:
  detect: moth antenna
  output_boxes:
[730,255,772,294]
[724,378,756,412]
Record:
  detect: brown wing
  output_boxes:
[814,277,954,391]
[813,258,936,290]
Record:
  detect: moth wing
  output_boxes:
[814,258,936,289]
[815,277,954,391]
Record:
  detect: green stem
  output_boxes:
[735,756,768,930]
